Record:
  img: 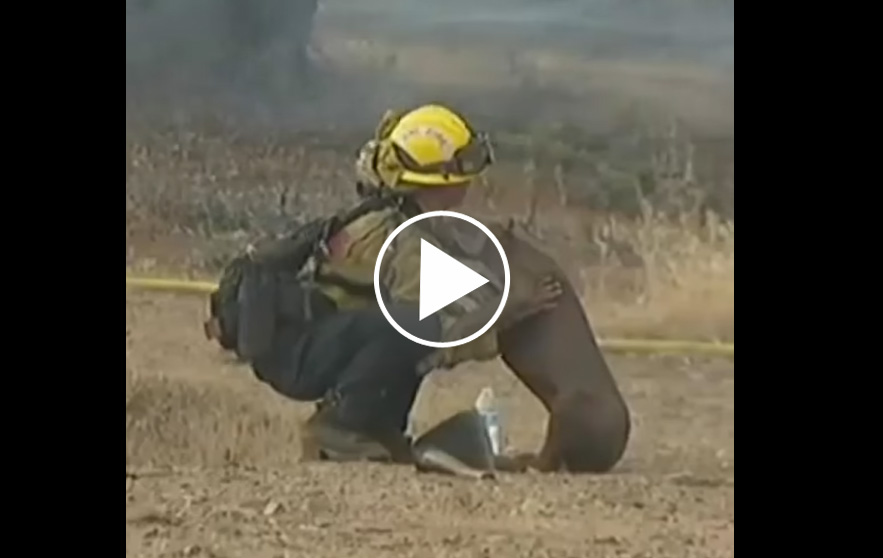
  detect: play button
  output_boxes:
[419,239,490,321]
[373,210,511,348]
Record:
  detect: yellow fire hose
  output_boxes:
[126,275,734,358]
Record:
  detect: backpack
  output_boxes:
[204,194,402,362]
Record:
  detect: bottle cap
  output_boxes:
[474,386,496,414]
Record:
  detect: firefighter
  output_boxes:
[248,104,563,461]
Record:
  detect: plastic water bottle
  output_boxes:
[475,387,504,456]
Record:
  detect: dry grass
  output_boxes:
[581,212,734,342]
[125,293,314,470]
[125,369,309,469]
[125,123,733,343]
[124,292,734,475]
[124,291,735,557]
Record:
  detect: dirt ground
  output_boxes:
[126,292,734,558]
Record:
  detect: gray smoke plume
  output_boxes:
[125,1,734,137]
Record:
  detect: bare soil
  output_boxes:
[126,293,734,558]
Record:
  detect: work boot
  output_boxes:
[303,399,414,463]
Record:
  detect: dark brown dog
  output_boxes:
[486,220,632,473]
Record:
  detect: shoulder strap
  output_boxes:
[298,190,412,285]
[316,190,417,255]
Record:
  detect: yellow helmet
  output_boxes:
[358,103,495,188]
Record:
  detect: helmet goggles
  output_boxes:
[392,130,495,182]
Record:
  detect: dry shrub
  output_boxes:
[125,368,310,469]
[126,123,733,342]
[580,210,734,342]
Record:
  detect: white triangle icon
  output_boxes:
[419,239,490,321]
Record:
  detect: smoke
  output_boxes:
[126,0,734,136]
[126,1,318,118]
[325,1,733,66]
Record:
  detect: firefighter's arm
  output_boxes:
[381,230,502,370]
[432,319,501,370]
[379,226,424,305]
